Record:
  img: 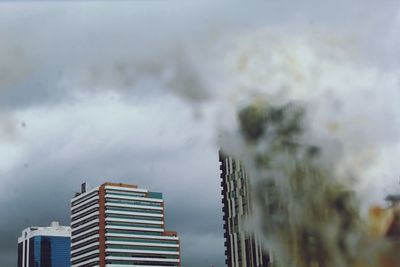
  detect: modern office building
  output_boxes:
[70,182,181,267]
[219,151,270,267]
[18,221,71,267]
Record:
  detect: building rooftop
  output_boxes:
[18,221,71,243]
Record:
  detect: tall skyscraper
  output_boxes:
[219,151,269,267]
[18,221,71,267]
[70,182,181,267]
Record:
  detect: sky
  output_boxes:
[2,1,400,266]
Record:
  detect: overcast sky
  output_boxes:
[1,1,400,266]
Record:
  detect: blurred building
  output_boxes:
[366,194,400,266]
[219,151,270,267]
[384,194,400,239]
[70,182,180,267]
[18,221,71,267]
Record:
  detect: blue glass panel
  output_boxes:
[41,236,52,267]
[49,236,71,267]
[27,236,70,267]
[148,191,163,199]
[17,242,23,267]
[29,238,35,267]
[35,237,42,267]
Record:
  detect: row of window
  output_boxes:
[72,242,179,258]
[226,188,247,199]
[72,228,166,244]
[72,236,179,252]
[71,200,163,221]
[107,244,178,252]
[107,214,163,221]
[107,221,163,229]
[72,220,98,235]
[72,216,164,235]
[107,199,162,207]
[71,244,99,258]
[71,199,98,215]
[107,229,163,236]
[72,224,164,243]
[73,243,179,259]
[105,190,146,198]
[107,237,178,245]
[72,214,98,229]
[72,229,99,243]
[72,236,99,252]
[106,260,178,266]
[106,252,179,259]
[71,252,99,265]
[71,190,98,207]
[106,206,162,214]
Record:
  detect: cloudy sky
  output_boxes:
[1,1,400,266]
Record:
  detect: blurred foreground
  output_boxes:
[226,101,400,267]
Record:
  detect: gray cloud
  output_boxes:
[0,94,223,266]
[0,1,220,112]
[0,111,18,142]
[1,0,399,110]
[2,1,400,266]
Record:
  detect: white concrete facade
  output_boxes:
[70,183,180,267]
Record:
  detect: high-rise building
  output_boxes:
[18,221,71,267]
[219,151,270,267]
[70,182,181,267]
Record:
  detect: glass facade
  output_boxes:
[148,191,163,199]
[19,236,70,267]
[219,151,270,267]
[17,242,22,267]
